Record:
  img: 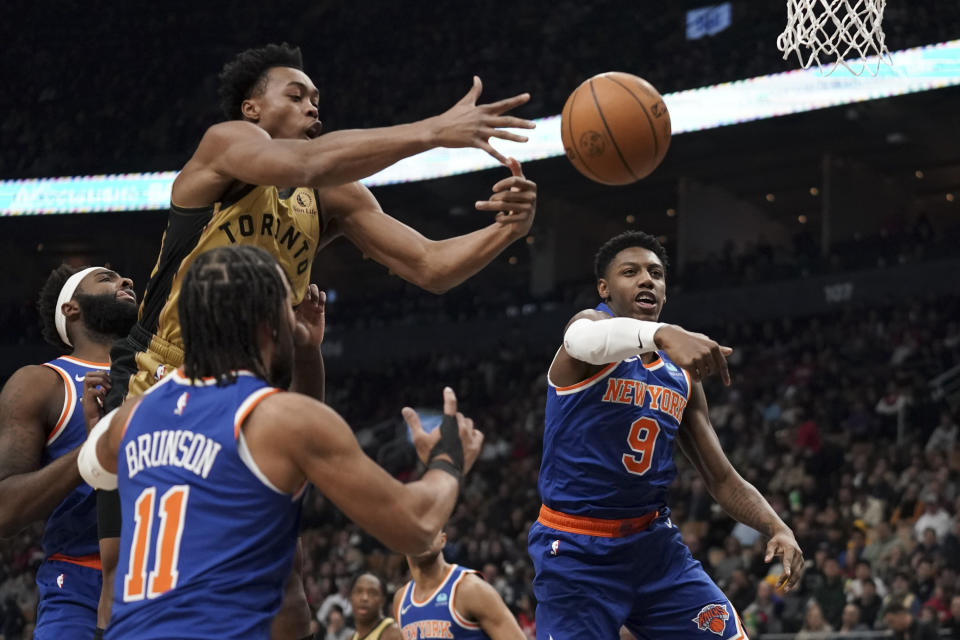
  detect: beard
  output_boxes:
[75,292,138,339]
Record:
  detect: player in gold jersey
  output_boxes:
[94,43,537,640]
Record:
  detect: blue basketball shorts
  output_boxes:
[529,513,747,640]
[34,557,102,639]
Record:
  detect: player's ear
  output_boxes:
[61,299,81,322]
[241,98,261,122]
[596,279,610,302]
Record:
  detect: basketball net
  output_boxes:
[777,0,893,76]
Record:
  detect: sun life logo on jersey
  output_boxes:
[174,392,189,416]
[693,603,729,635]
[56,573,64,589]
[436,592,448,604]
[292,190,315,215]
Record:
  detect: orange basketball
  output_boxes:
[560,72,672,185]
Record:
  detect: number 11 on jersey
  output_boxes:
[123,485,190,601]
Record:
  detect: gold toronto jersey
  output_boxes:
[137,184,323,365]
[350,617,397,640]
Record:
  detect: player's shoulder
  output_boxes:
[249,391,340,436]
[563,307,612,331]
[201,120,270,144]
[0,363,63,401]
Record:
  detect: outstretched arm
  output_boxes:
[173,78,534,207]
[677,382,803,590]
[0,366,80,537]
[322,161,536,295]
[246,388,483,555]
[291,284,325,402]
[455,574,526,640]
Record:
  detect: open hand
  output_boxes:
[766,529,804,591]
[402,387,484,475]
[476,158,536,237]
[294,284,325,347]
[429,77,535,165]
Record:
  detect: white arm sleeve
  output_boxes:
[563,317,665,365]
[78,408,119,490]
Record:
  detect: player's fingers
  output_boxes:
[488,115,537,131]
[720,345,733,356]
[485,190,537,206]
[477,141,508,166]
[457,75,482,106]
[507,157,524,178]
[486,128,529,144]
[483,92,532,115]
[712,345,731,386]
[401,407,424,437]
[318,289,327,307]
[765,540,776,563]
[492,175,536,192]
[494,211,532,224]
[442,386,458,416]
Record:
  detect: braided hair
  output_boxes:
[179,246,287,385]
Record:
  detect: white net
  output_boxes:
[777,0,893,76]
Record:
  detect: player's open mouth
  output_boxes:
[635,292,657,310]
[306,121,323,138]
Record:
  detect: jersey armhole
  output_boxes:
[40,363,74,445]
[234,388,298,496]
[449,569,481,630]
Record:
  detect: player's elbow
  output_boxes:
[0,501,25,538]
[563,319,608,365]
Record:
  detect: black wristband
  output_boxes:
[93,629,105,640]
[428,413,464,471]
[427,458,463,483]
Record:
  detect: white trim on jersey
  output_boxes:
[236,429,286,495]
[448,569,481,630]
[42,363,76,446]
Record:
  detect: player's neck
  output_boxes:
[410,558,451,594]
[354,614,384,637]
[68,334,113,364]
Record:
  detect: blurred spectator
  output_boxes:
[882,602,939,640]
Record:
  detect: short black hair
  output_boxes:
[350,572,386,597]
[37,264,81,351]
[594,231,668,281]
[218,43,304,120]
[180,245,287,385]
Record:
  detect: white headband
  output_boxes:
[55,267,102,348]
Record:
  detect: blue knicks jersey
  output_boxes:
[107,370,302,640]
[41,356,108,558]
[540,305,692,519]
[396,564,488,639]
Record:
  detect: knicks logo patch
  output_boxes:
[693,603,729,635]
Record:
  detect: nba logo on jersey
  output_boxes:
[550,540,560,556]
[174,392,189,415]
[56,573,64,589]
[693,603,729,635]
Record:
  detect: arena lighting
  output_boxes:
[3,39,960,216]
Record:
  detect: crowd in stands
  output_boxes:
[2,289,956,639]
[5,1,960,179]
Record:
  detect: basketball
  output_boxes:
[560,72,672,185]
